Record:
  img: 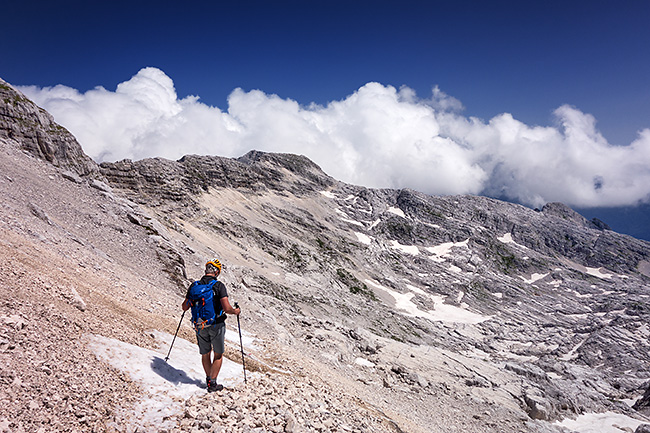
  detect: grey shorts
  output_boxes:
[196,322,226,355]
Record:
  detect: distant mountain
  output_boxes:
[576,205,650,243]
[2,76,649,433]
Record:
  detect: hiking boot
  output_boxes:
[207,378,223,393]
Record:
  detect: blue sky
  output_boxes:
[3,1,649,144]
[2,1,650,240]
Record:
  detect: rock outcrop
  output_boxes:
[98,151,335,213]
[634,384,650,415]
[0,78,98,177]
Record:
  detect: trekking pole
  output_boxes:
[234,303,247,383]
[165,310,186,362]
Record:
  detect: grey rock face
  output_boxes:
[0,78,98,177]
[634,384,650,415]
[99,151,334,213]
[636,424,650,433]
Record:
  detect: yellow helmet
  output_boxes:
[206,259,222,271]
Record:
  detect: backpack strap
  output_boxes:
[210,280,227,320]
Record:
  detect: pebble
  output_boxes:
[172,374,393,433]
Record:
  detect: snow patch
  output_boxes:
[333,207,365,226]
[341,218,365,227]
[572,290,593,299]
[499,351,539,363]
[424,239,469,262]
[497,233,514,243]
[405,284,425,295]
[354,357,375,367]
[585,267,614,279]
[559,337,587,361]
[520,272,549,284]
[85,329,251,431]
[497,233,526,248]
[389,240,419,255]
[388,206,406,218]
[566,313,589,320]
[554,411,645,433]
[622,397,643,408]
[320,191,336,199]
[354,232,373,245]
[364,279,490,324]
[368,219,381,230]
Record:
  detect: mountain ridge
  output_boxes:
[0,77,98,177]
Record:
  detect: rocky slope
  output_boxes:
[1,77,650,433]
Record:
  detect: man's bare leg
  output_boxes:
[210,352,223,380]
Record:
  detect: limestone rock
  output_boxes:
[633,384,650,415]
[89,179,112,193]
[0,78,98,177]
[1,315,26,330]
[636,424,650,433]
[28,203,52,225]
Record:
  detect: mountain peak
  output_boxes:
[100,151,335,211]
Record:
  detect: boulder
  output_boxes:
[633,383,650,415]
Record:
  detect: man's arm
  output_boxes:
[220,297,241,315]
[182,283,193,311]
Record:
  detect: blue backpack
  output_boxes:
[187,279,223,330]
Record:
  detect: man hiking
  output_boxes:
[182,259,240,392]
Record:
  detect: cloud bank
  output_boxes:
[19,67,650,208]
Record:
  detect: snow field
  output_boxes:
[389,240,420,255]
[425,239,469,259]
[364,279,490,324]
[554,411,646,433]
[585,267,614,279]
[85,327,256,431]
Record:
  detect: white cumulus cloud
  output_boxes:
[18,67,650,208]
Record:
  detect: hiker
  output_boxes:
[182,259,240,392]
